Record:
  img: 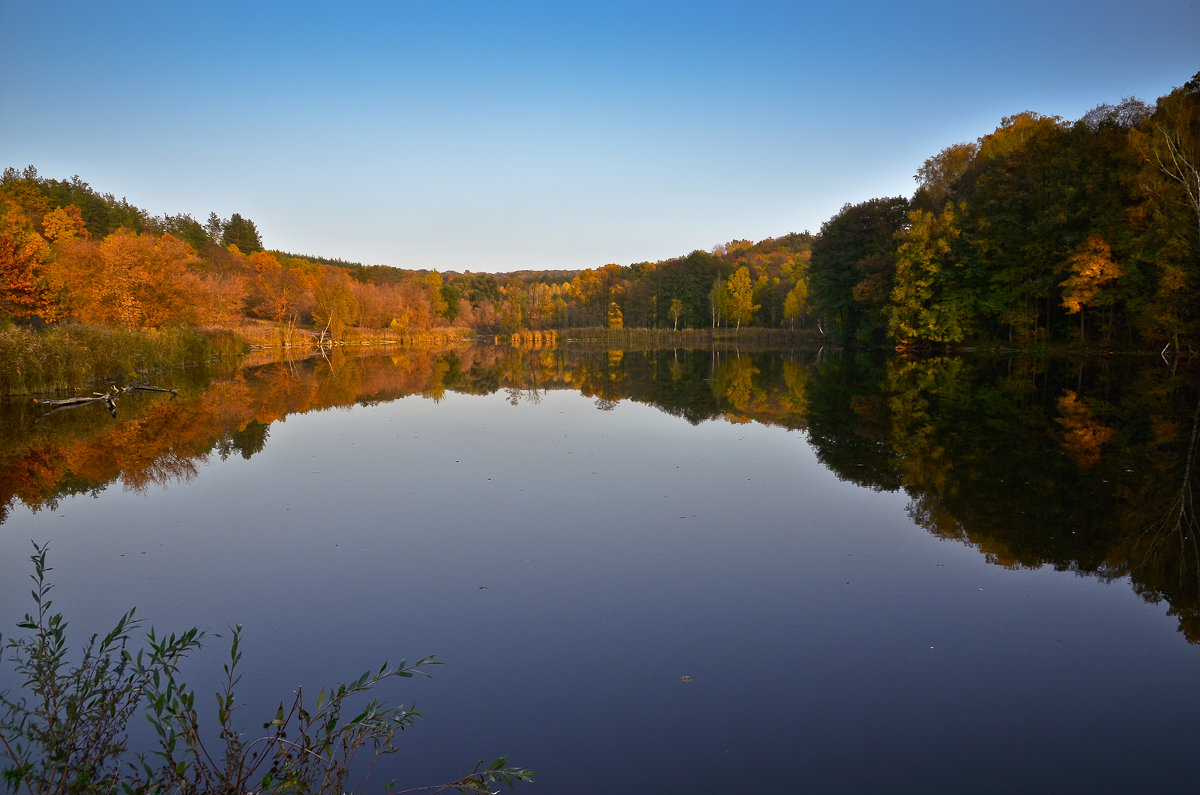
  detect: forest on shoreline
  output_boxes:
[1,71,1197,356]
[812,71,1200,353]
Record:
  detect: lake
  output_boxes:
[2,343,1200,793]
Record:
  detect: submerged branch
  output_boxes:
[31,382,178,421]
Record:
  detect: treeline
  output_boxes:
[0,167,498,339]
[4,70,1195,349]
[808,71,1200,352]
[555,235,812,331]
[0,165,812,340]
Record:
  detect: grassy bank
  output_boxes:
[0,322,484,396]
[227,320,476,349]
[0,324,247,396]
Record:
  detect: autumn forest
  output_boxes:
[1,72,1198,358]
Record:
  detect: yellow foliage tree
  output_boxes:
[726,266,759,329]
[1060,236,1122,342]
[607,301,623,329]
[41,205,89,243]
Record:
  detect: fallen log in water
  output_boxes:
[31,383,176,421]
[33,390,117,420]
[123,383,179,397]
[31,394,110,408]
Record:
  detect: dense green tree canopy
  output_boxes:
[808,197,910,344]
[220,213,263,254]
[808,70,1200,352]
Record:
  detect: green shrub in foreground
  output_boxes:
[0,543,532,794]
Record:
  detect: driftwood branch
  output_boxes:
[125,383,179,397]
[33,394,110,409]
[31,383,178,421]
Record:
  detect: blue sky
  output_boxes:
[2,1,1197,272]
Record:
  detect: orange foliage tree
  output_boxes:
[0,204,57,321]
[68,229,206,328]
[1059,236,1123,342]
[41,205,89,243]
[248,251,312,325]
[312,265,360,340]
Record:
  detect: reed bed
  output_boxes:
[0,324,248,396]
[553,326,823,349]
[339,325,475,347]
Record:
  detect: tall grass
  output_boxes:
[225,321,476,350]
[0,324,249,396]
[553,326,824,349]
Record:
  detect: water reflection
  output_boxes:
[807,352,1200,640]
[3,344,1199,641]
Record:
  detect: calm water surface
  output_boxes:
[2,346,1199,793]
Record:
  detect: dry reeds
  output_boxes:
[0,324,249,396]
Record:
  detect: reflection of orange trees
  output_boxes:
[2,346,820,524]
[606,350,623,373]
[1055,390,1115,468]
[0,349,477,519]
[708,351,807,429]
[679,352,811,428]
[562,350,627,406]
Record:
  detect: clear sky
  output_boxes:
[2,1,1197,272]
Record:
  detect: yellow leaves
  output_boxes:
[783,281,807,325]
[726,266,759,328]
[0,202,51,262]
[977,111,1067,161]
[1059,236,1122,314]
[42,205,88,243]
[724,355,760,413]
[914,142,978,204]
[606,301,623,329]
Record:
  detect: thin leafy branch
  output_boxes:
[0,542,532,794]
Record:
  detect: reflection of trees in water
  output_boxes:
[0,345,820,523]
[121,450,199,493]
[218,419,270,461]
[803,353,902,492]
[803,352,1200,641]
[1155,394,1200,541]
[1128,392,1200,639]
[505,387,544,406]
[8,343,1200,644]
